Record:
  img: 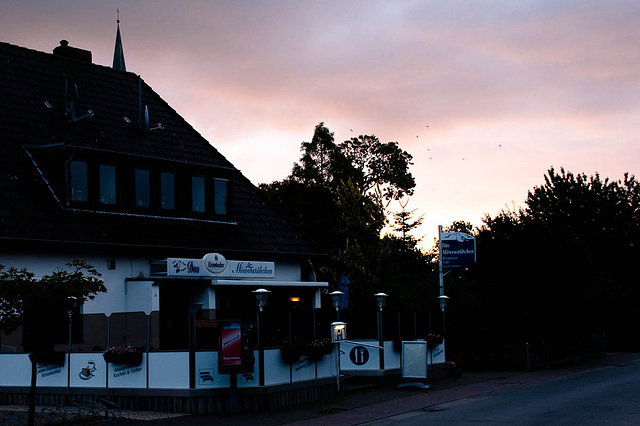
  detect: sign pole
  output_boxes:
[438,225,444,298]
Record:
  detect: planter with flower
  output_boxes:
[103,346,143,365]
[304,339,335,360]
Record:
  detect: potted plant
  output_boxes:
[103,346,143,365]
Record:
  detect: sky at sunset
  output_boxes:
[3,1,640,249]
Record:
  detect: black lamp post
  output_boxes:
[374,293,388,370]
[438,294,449,340]
[330,290,343,322]
[67,296,77,386]
[253,289,270,386]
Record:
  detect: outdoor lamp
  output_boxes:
[68,296,78,316]
[330,290,343,311]
[438,294,449,311]
[374,293,388,310]
[253,288,271,311]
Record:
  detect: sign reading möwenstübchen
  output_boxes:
[440,232,476,268]
[167,254,275,278]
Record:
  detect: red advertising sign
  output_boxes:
[220,322,242,367]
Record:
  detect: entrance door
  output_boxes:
[159,284,189,350]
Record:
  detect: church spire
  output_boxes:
[112,9,126,71]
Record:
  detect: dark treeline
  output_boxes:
[449,167,640,355]
[261,123,640,357]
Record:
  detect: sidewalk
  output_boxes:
[3,353,639,425]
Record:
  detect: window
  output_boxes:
[160,172,175,210]
[99,164,117,205]
[64,157,231,219]
[214,178,229,215]
[69,161,88,202]
[192,176,205,213]
[135,169,151,208]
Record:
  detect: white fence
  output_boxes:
[0,339,444,390]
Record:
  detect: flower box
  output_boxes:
[305,339,334,360]
[103,347,143,365]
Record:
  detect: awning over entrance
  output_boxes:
[212,279,328,288]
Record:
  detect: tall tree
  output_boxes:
[341,135,415,203]
[260,123,419,325]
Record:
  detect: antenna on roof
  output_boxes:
[112,9,126,71]
[137,76,164,131]
[64,78,94,122]
[144,105,164,131]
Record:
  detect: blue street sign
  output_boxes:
[441,232,476,268]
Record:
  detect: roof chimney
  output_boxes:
[53,40,93,63]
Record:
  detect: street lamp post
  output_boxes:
[438,294,449,336]
[374,293,388,370]
[67,296,77,386]
[330,290,343,322]
[253,289,270,386]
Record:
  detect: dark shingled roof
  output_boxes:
[0,40,323,258]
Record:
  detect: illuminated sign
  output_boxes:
[203,253,227,274]
[167,255,274,278]
[220,322,242,367]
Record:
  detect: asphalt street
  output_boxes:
[363,355,640,425]
[104,352,640,425]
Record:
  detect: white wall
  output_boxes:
[124,281,157,314]
[274,261,300,281]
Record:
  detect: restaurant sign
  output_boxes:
[440,232,476,268]
[167,253,275,278]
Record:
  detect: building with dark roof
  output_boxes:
[0,32,340,413]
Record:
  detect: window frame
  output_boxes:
[213,178,230,216]
[68,160,89,204]
[99,164,117,206]
[64,152,232,220]
[134,168,152,209]
[160,171,176,211]
[191,175,206,214]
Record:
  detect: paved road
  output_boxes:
[362,357,640,425]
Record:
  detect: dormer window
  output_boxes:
[160,172,175,210]
[61,153,231,219]
[214,178,229,215]
[99,164,117,205]
[69,160,88,202]
[192,176,206,213]
[135,168,151,208]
